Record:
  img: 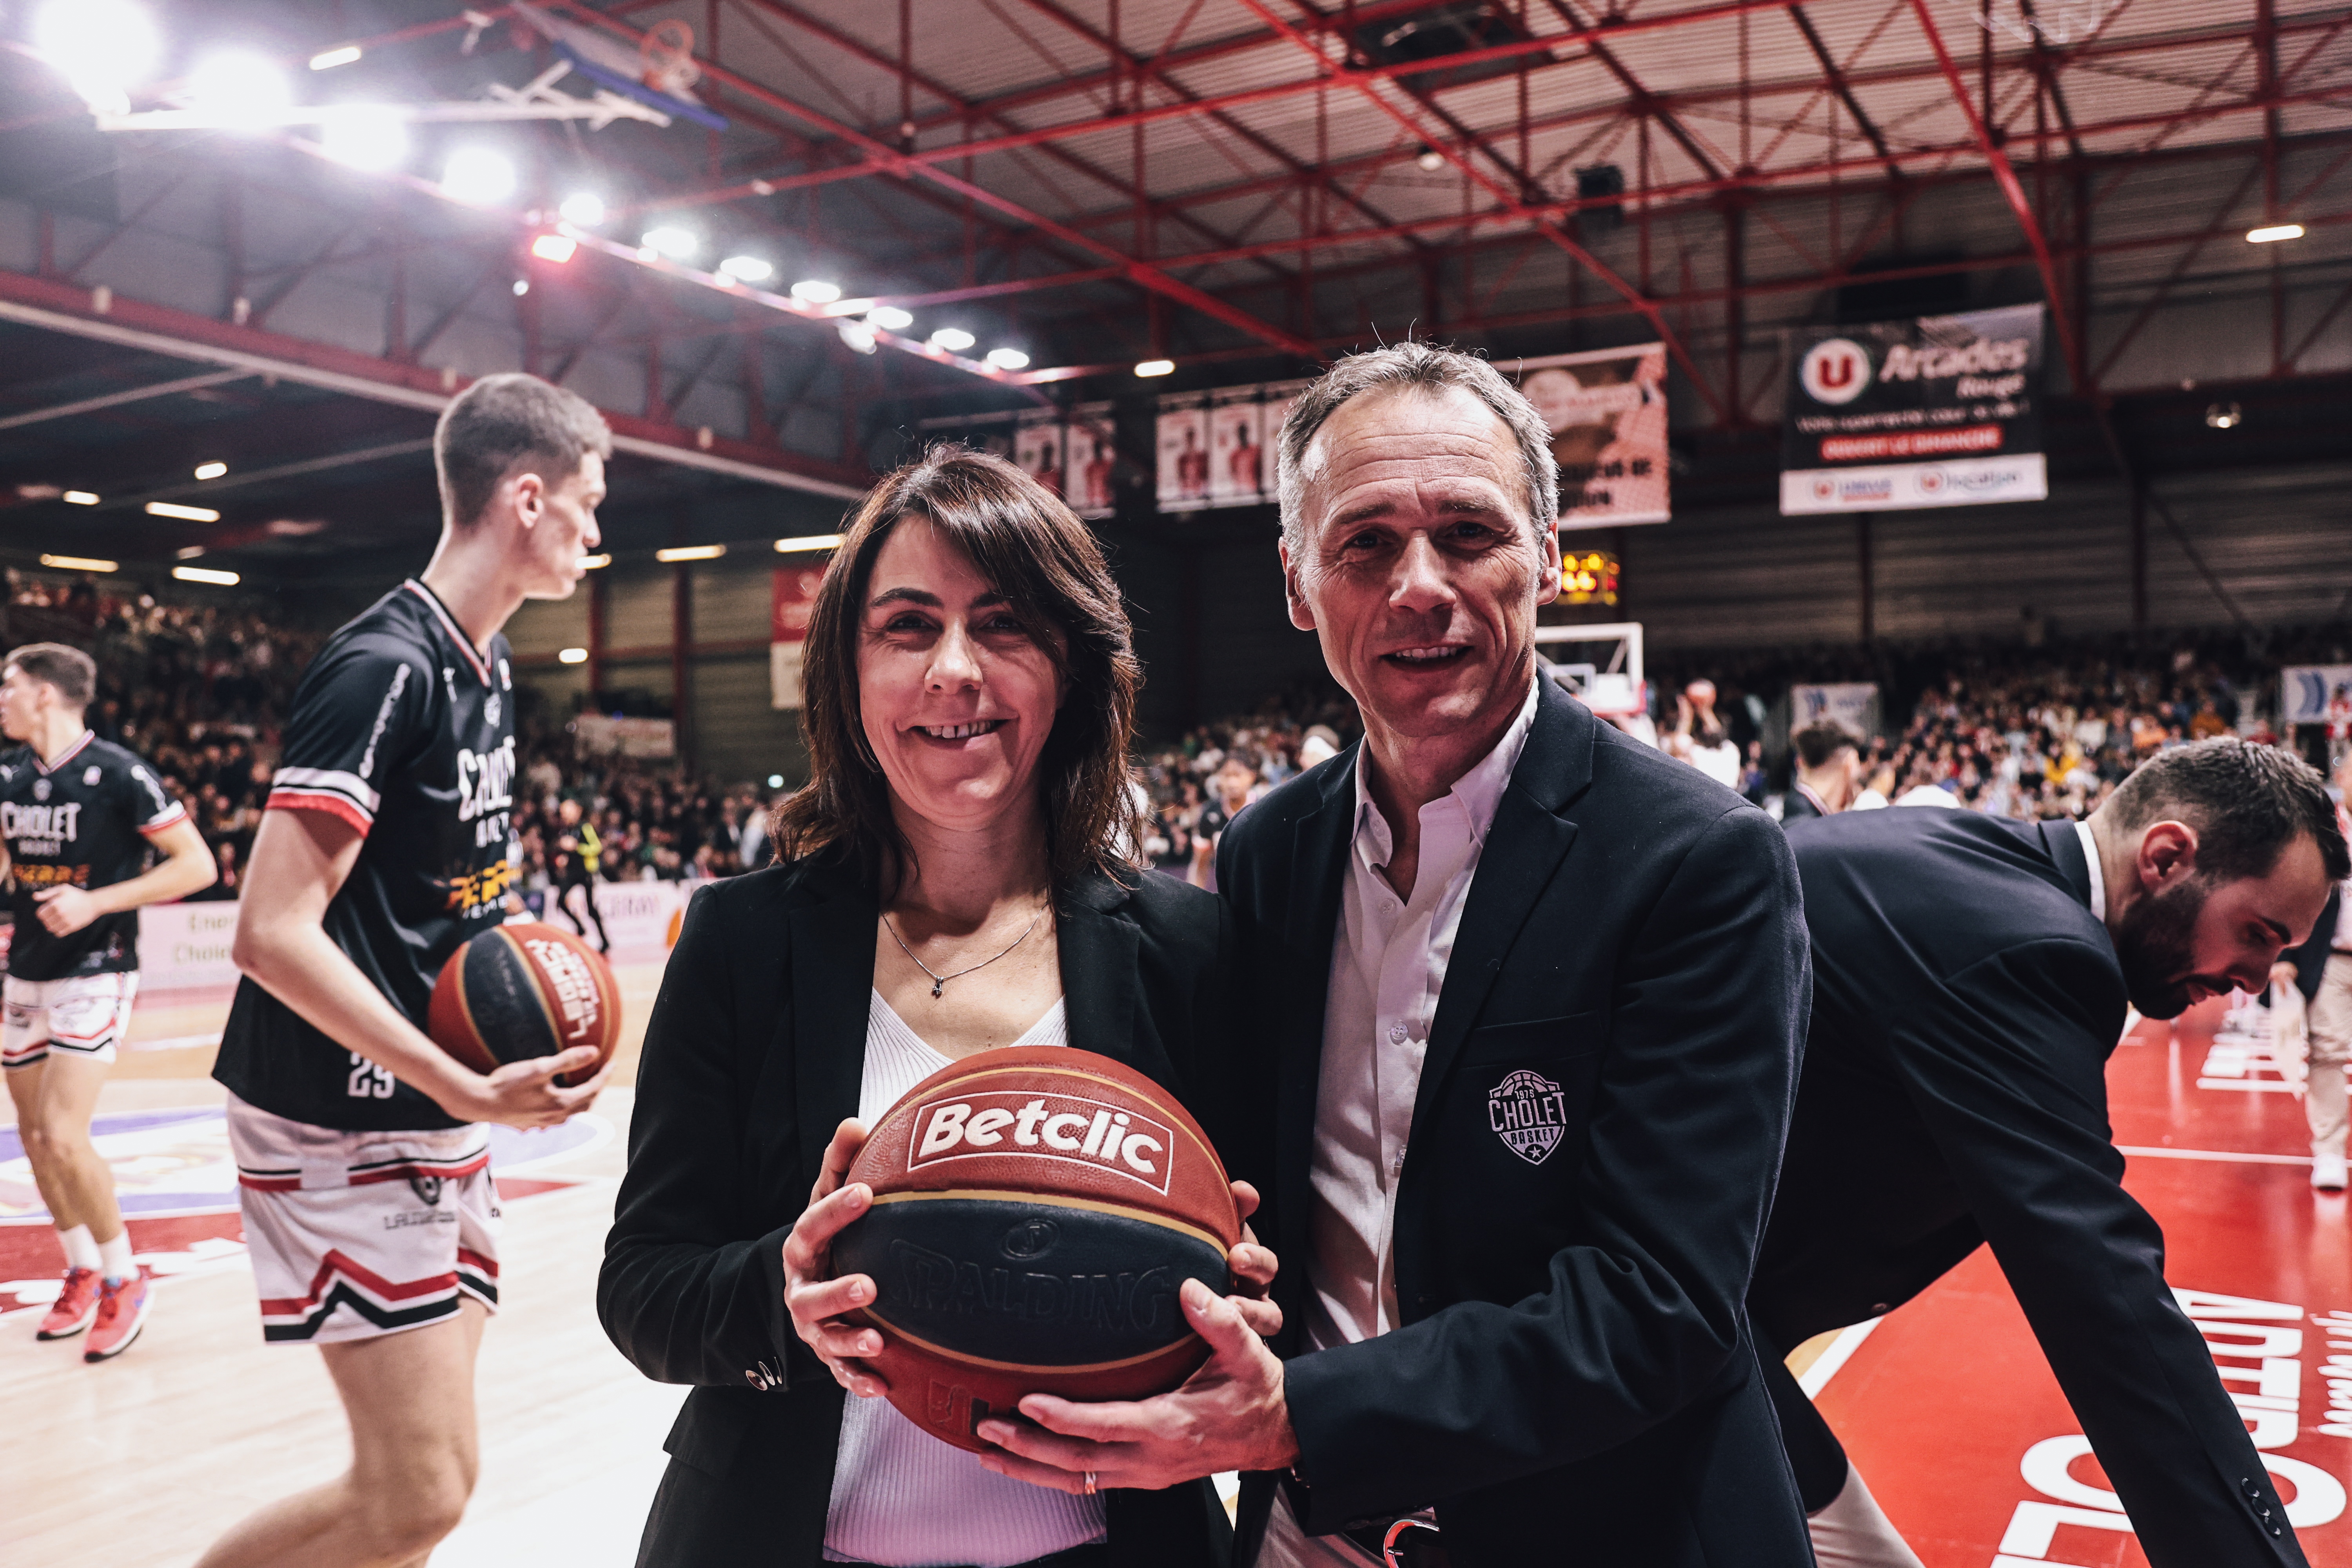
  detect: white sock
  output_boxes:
[97,1230,134,1285]
[1808,1466,1926,1568]
[58,1223,101,1273]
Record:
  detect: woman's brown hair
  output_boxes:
[769,445,1143,892]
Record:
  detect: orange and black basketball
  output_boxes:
[427,921,621,1088]
[832,1047,1240,1453]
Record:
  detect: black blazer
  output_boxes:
[599,855,1239,1567]
[1756,809,2308,1566]
[1214,677,1815,1568]
[2287,886,2342,1002]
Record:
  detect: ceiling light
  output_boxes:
[33,0,160,116]
[929,327,976,352]
[558,646,590,664]
[187,51,294,128]
[2205,401,2243,430]
[442,148,516,206]
[654,544,727,563]
[985,347,1031,371]
[640,227,697,259]
[309,45,363,71]
[2247,223,2305,244]
[146,501,221,521]
[173,565,241,586]
[836,319,878,355]
[176,545,205,559]
[867,305,914,332]
[40,554,119,573]
[578,553,611,570]
[767,773,785,788]
[1135,358,1176,377]
[559,192,606,227]
[721,256,774,283]
[193,460,227,480]
[63,490,100,505]
[791,279,842,304]
[531,233,577,263]
[318,105,408,171]
[1416,144,1446,172]
[512,278,530,296]
[775,534,844,553]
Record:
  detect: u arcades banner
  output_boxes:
[1498,345,1671,528]
[1780,304,2048,515]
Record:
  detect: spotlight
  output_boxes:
[531,233,577,263]
[442,148,516,205]
[559,192,606,226]
[319,106,408,171]
[193,461,227,480]
[63,490,100,505]
[655,544,727,563]
[33,0,160,116]
[640,227,697,259]
[775,534,844,553]
[929,327,976,352]
[146,501,220,522]
[176,545,205,559]
[2204,401,2243,430]
[1416,144,1446,172]
[558,647,590,664]
[578,553,612,570]
[2247,223,2305,244]
[836,319,878,355]
[791,279,842,304]
[187,52,294,128]
[720,255,774,283]
[1134,358,1175,377]
[866,305,914,332]
[767,773,785,788]
[309,45,363,71]
[173,565,241,586]
[40,554,119,573]
[985,347,1031,371]
[512,278,530,296]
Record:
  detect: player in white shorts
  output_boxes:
[2,641,215,1361]
[196,374,612,1568]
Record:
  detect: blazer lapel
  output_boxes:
[789,861,878,1194]
[1057,873,1140,1069]
[1276,751,1358,1268]
[1411,680,1593,1141]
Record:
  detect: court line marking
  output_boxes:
[2117,1145,2314,1166]
[1799,1316,1884,1398]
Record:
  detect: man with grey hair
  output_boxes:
[978,342,1816,1567]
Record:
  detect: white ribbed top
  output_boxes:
[822,991,1108,1568]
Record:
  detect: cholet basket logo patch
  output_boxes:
[1487,1069,1570,1165]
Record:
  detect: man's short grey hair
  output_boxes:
[1274,341,1561,558]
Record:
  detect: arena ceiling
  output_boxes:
[0,0,2347,582]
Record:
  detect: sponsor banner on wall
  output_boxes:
[1792,682,1880,737]
[1064,403,1116,519]
[1155,394,1212,512]
[573,714,675,758]
[1498,344,1671,528]
[1781,304,2047,515]
[771,563,824,711]
[137,902,244,992]
[2282,665,2352,726]
[1208,388,1269,507]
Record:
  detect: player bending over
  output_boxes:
[196,374,612,1568]
[2,642,215,1361]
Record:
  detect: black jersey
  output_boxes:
[0,733,189,981]
[213,580,519,1132]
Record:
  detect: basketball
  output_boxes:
[832,1047,1240,1453]
[426,922,622,1088]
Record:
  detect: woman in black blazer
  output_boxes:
[599,448,1256,1568]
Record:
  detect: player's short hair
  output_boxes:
[2107,736,2349,884]
[3,642,95,707]
[434,372,613,530]
[1792,720,1860,770]
[1276,341,1559,560]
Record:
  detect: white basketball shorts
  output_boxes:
[2,971,138,1069]
[224,1093,501,1345]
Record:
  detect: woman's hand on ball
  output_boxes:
[445,1046,606,1127]
[1226,1181,1282,1340]
[783,1118,891,1398]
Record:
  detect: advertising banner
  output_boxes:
[1208,389,1269,506]
[136,902,245,993]
[1014,412,1067,502]
[1791,682,1880,737]
[1500,344,1671,528]
[1063,403,1116,519]
[572,714,675,758]
[771,562,824,711]
[1781,304,2047,515]
[2283,666,2352,726]
[1155,394,1211,512]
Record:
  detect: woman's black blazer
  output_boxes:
[599,852,1240,1567]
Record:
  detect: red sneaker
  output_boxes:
[82,1273,150,1363]
[36,1267,101,1340]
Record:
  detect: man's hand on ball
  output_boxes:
[976,1278,1301,1491]
[33,884,101,935]
[1226,1180,1282,1340]
[445,1045,606,1127]
[783,1118,890,1398]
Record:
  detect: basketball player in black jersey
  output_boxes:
[197,374,612,1568]
[1,642,216,1361]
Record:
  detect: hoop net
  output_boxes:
[640,20,701,96]
[1974,0,2118,46]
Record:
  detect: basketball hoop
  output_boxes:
[1974,0,2116,46]
[639,20,701,97]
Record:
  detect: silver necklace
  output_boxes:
[884,906,1045,998]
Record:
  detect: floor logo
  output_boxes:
[1488,1069,1570,1165]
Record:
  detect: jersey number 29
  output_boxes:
[346,1053,396,1099]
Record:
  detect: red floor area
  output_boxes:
[1817,1000,2352,1565]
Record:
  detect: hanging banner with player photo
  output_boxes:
[770,562,824,711]
[1064,403,1116,519]
[1499,345,1671,528]
[1155,394,1211,513]
[1208,389,1268,506]
[1014,412,1068,503]
[1780,304,2047,515]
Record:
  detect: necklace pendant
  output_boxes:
[931,980,945,998]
